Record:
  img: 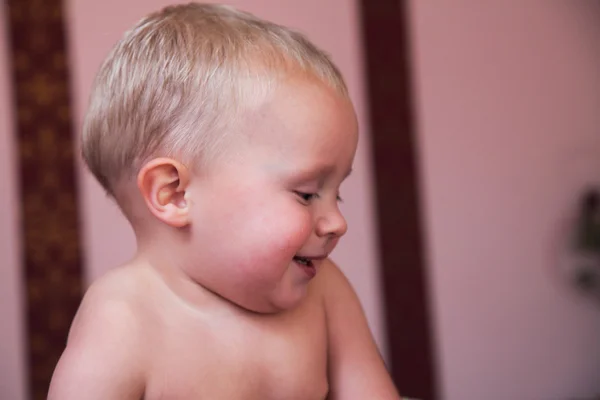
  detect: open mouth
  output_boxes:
[293,255,318,278]
[293,254,328,279]
[293,256,314,267]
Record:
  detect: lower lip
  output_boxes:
[294,260,317,278]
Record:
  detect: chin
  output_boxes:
[276,287,310,311]
[247,288,308,314]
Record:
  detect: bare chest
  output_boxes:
[144,301,329,400]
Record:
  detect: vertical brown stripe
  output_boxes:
[4,1,84,399]
[358,1,437,399]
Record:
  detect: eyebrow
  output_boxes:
[314,166,353,181]
[280,164,354,186]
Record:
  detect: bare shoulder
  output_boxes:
[48,265,151,400]
[313,258,401,400]
[67,264,153,344]
[310,258,365,315]
[312,258,355,300]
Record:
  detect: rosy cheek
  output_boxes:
[243,205,311,263]
[276,206,312,247]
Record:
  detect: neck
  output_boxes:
[134,233,250,316]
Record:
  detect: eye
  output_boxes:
[336,194,344,203]
[295,191,319,203]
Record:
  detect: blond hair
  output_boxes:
[82,2,348,195]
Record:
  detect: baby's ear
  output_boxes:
[137,158,191,228]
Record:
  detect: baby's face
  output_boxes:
[185,77,358,313]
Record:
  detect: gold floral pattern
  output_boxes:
[5,0,83,398]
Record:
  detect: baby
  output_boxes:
[48,3,400,399]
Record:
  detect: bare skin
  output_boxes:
[48,258,399,399]
[49,77,400,399]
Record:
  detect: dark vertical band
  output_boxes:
[358,1,437,398]
[4,1,84,398]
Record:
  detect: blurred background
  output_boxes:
[2,1,600,399]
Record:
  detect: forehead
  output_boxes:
[242,77,359,156]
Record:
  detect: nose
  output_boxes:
[315,205,348,239]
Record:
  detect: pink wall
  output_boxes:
[0,5,27,400]
[409,2,600,399]
[65,0,387,355]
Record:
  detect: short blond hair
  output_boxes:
[82,2,348,195]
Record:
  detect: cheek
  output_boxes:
[242,202,312,264]
[228,197,311,283]
[192,183,312,282]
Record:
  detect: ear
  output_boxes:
[137,158,192,228]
